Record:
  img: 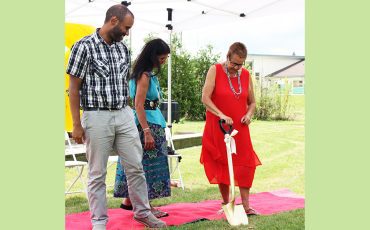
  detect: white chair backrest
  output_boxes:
[65,131,72,145]
[165,127,175,150]
[65,131,77,161]
[165,127,171,142]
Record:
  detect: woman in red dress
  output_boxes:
[201,42,261,215]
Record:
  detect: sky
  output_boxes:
[66,0,304,58]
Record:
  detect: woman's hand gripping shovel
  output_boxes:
[219,119,249,226]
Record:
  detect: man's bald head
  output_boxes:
[104,4,134,23]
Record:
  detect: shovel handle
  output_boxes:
[219,119,236,203]
[219,119,233,134]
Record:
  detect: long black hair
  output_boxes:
[130,38,170,81]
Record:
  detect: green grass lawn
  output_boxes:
[65,95,304,229]
[289,95,305,121]
[172,120,205,135]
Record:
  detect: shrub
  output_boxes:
[254,77,293,120]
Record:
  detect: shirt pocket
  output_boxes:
[118,59,129,78]
[91,58,110,78]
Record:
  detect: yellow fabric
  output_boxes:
[65,23,95,131]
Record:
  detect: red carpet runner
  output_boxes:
[65,189,304,230]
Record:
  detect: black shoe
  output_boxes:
[120,203,133,210]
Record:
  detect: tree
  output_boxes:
[158,34,220,120]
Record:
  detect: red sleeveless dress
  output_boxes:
[200,64,261,188]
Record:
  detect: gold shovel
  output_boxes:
[219,119,249,226]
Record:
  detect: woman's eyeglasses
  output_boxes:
[228,60,244,68]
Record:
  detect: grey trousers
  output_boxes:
[82,106,151,226]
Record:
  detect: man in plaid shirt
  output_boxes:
[66,4,166,230]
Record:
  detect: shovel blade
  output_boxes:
[222,203,249,226]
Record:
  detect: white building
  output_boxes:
[246,54,305,95]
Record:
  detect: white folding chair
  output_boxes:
[165,127,185,190]
[65,131,88,195]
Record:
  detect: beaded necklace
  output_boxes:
[225,64,242,99]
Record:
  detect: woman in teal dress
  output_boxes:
[114,38,171,218]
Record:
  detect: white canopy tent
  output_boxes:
[66,0,297,30]
[65,0,304,126]
[66,0,304,55]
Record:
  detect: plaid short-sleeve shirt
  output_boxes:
[66,29,130,109]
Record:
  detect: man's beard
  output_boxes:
[110,25,124,42]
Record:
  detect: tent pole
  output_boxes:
[167,31,172,130]
[166,8,173,135]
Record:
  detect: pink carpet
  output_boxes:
[65,189,304,230]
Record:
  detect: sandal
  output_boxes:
[245,207,259,216]
[120,203,133,210]
[151,207,169,218]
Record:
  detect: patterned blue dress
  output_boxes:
[113,73,171,200]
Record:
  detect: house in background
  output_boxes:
[265,59,305,95]
[246,54,305,95]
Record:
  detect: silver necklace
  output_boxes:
[225,65,242,99]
